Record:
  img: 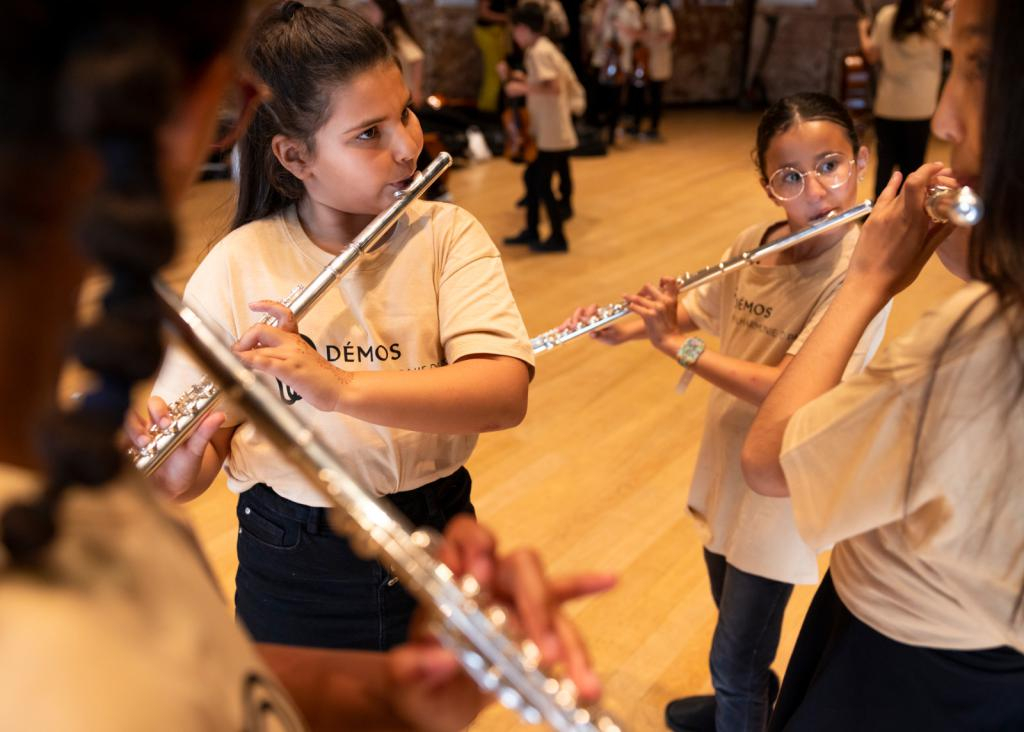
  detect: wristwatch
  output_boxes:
[676,337,706,369]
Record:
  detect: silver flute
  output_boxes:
[530,185,984,354]
[130,153,453,476]
[152,278,626,732]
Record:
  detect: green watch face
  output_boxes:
[676,338,705,367]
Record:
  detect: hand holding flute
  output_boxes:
[846,165,970,301]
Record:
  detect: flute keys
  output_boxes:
[481,666,502,691]
[573,708,592,725]
[487,606,508,628]
[555,678,578,709]
[520,638,541,670]
[521,705,543,725]
[498,686,524,712]
[460,575,482,598]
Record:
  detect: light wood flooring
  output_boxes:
[163,109,962,731]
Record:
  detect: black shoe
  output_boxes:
[559,201,573,220]
[530,235,568,253]
[665,695,716,732]
[664,671,780,732]
[503,229,540,246]
[515,194,528,208]
[625,126,641,137]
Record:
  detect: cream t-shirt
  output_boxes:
[871,5,950,120]
[0,464,307,731]
[643,3,675,82]
[781,282,1024,652]
[153,201,534,507]
[525,36,579,152]
[681,222,891,584]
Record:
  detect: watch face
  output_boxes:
[677,338,703,367]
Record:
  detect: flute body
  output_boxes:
[131,153,453,476]
[154,280,625,732]
[531,185,984,355]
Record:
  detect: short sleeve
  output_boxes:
[780,364,919,552]
[528,42,559,83]
[435,206,535,375]
[778,287,989,550]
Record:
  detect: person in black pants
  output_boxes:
[502,4,578,252]
[857,0,951,196]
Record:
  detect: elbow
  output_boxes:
[498,388,529,429]
[482,383,528,431]
[740,438,791,498]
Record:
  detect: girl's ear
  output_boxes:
[272,134,313,180]
[856,144,870,179]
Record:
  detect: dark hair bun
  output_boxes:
[281,1,304,21]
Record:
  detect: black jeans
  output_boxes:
[592,81,624,145]
[235,467,474,651]
[628,80,665,134]
[770,571,1024,731]
[873,117,932,197]
[525,150,570,241]
[520,154,572,205]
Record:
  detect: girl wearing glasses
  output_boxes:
[130,1,535,653]
[744,0,1024,727]
[565,92,891,731]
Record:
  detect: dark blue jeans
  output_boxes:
[235,467,474,651]
[705,549,794,732]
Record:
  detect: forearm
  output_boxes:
[858,26,880,64]
[690,350,785,406]
[256,644,412,732]
[651,334,784,405]
[335,355,529,434]
[741,284,887,496]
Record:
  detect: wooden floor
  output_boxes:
[164,109,962,731]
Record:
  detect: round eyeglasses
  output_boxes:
[767,153,856,201]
